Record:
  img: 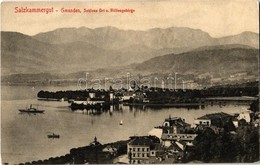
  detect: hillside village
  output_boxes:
[123,108,259,164]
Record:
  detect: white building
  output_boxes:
[237,109,253,123]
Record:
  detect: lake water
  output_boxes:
[1,85,249,164]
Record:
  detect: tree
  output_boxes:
[249,99,259,113]
[193,127,217,162]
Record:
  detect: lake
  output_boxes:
[1,85,249,164]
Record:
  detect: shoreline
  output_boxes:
[17,139,130,165]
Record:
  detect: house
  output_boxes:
[161,116,196,147]
[109,93,115,102]
[167,142,183,155]
[133,91,146,102]
[237,109,253,123]
[252,119,259,127]
[73,100,105,105]
[162,116,191,134]
[194,112,234,128]
[121,91,135,101]
[232,118,239,128]
[89,92,96,98]
[163,140,189,162]
[161,133,197,147]
[127,136,160,164]
[149,143,165,157]
[102,145,118,156]
[175,141,186,153]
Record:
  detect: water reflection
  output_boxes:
[1,85,250,165]
[69,104,207,116]
[19,112,45,116]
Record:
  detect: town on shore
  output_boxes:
[17,99,259,164]
[10,80,258,164]
[37,81,258,110]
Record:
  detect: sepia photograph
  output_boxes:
[1,0,259,164]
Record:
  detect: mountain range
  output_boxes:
[33,26,259,49]
[1,26,259,81]
[135,48,258,76]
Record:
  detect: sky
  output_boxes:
[1,0,259,37]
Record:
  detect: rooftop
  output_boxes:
[168,141,185,152]
[165,117,181,122]
[164,117,191,127]
[176,140,186,146]
[197,112,233,120]
[161,133,197,141]
[128,136,159,146]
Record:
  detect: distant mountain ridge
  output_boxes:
[33,27,213,50]
[216,31,259,48]
[191,44,255,52]
[1,26,259,77]
[33,26,259,49]
[135,48,259,77]
[2,47,258,84]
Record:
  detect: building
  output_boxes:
[89,136,102,146]
[210,78,222,84]
[149,143,164,157]
[232,118,239,128]
[121,90,146,103]
[121,91,135,101]
[127,136,160,164]
[162,116,191,134]
[102,145,118,156]
[237,109,253,123]
[194,112,234,128]
[73,100,105,105]
[162,140,189,162]
[161,133,197,147]
[167,142,184,156]
[161,116,196,147]
[89,92,96,98]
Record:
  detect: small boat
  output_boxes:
[120,120,123,125]
[47,133,60,139]
[19,104,44,113]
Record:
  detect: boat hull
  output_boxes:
[19,109,45,113]
[48,135,60,138]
